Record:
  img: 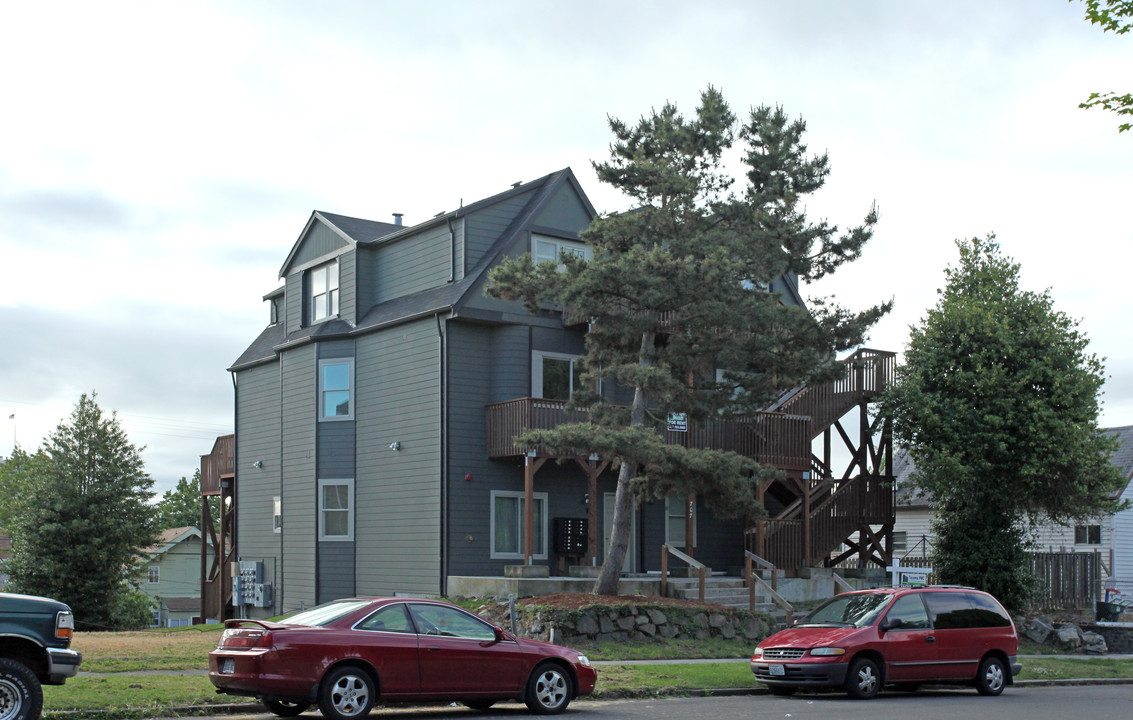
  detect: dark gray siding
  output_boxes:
[339,250,357,325]
[317,542,356,603]
[531,327,585,356]
[354,317,442,595]
[490,325,530,401]
[374,224,452,304]
[463,189,535,269]
[285,273,303,335]
[234,361,282,616]
[280,344,317,612]
[356,246,377,320]
[290,220,349,271]
[453,218,466,281]
[533,183,593,231]
[317,421,355,478]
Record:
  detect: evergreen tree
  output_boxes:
[487,88,890,594]
[882,237,1126,610]
[7,393,159,629]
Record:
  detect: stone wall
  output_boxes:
[479,601,772,645]
[1084,623,1133,653]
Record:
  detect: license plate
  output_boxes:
[769,663,785,676]
[220,659,235,674]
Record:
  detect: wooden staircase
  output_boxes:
[748,349,897,570]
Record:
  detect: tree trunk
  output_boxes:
[593,332,653,595]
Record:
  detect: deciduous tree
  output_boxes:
[488,88,890,594]
[155,470,217,531]
[1074,0,1133,131]
[6,393,158,629]
[882,237,1125,610]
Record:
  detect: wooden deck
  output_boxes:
[485,397,812,470]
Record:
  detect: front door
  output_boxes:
[879,593,938,682]
[408,604,526,695]
[603,492,637,572]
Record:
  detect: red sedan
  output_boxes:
[208,597,597,718]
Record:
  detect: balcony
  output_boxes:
[485,398,811,471]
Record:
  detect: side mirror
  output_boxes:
[880,617,904,633]
[493,627,510,644]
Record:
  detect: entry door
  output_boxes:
[603,493,637,572]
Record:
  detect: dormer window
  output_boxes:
[310,261,339,323]
[533,233,590,267]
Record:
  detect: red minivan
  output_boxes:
[750,586,1021,699]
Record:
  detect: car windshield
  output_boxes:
[283,600,373,627]
[797,592,893,628]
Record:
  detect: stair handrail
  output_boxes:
[744,551,794,624]
[661,544,709,603]
[832,571,854,594]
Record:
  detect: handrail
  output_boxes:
[832,572,854,593]
[744,550,793,624]
[661,544,709,602]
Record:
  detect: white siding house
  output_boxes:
[892,425,1133,595]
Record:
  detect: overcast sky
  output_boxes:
[1,0,1130,496]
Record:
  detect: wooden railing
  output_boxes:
[744,551,794,624]
[200,434,235,496]
[661,544,709,602]
[773,348,897,439]
[486,397,811,468]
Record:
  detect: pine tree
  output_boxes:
[882,237,1126,610]
[487,88,890,594]
[7,393,158,629]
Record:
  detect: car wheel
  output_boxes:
[525,663,573,714]
[264,699,311,717]
[0,658,43,720]
[768,685,796,697]
[318,666,375,720]
[843,657,881,700]
[976,656,1007,696]
[462,700,496,711]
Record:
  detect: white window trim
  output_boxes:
[319,478,355,541]
[665,495,696,550]
[148,566,160,584]
[531,233,590,267]
[319,358,355,422]
[273,495,282,534]
[490,490,549,560]
[531,351,581,399]
[309,260,340,324]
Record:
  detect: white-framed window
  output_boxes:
[148,566,160,584]
[273,496,282,533]
[309,261,340,323]
[532,233,590,267]
[665,494,696,549]
[1074,525,1101,545]
[319,478,354,541]
[532,351,583,401]
[319,359,354,421]
[892,531,908,552]
[491,490,548,559]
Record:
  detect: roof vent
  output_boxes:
[392,213,403,226]
[512,181,522,188]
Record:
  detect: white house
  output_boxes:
[892,425,1133,596]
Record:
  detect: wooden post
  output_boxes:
[661,545,669,598]
[685,493,696,559]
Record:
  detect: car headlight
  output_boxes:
[577,655,591,667]
[809,647,846,657]
[751,647,764,658]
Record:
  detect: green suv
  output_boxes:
[0,592,82,720]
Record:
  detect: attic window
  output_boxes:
[533,234,590,267]
[310,261,339,323]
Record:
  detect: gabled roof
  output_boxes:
[145,526,202,558]
[231,168,594,372]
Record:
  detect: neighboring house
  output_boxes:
[229,168,896,618]
[892,425,1133,595]
[142,526,204,627]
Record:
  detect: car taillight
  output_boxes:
[220,627,274,649]
[55,611,74,640]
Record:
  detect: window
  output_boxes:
[309,261,339,322]
[357,604,415,634]
[319,359,354,421]
[532,351,583,401]
[491,490,548,559]
[1075,525,1101,545]
[409,603,496,641]
[666,494,695,549]
[884,593,929,629]
[532,233,590,267]
[273,496,282,533]
[892,531,907,552]
[148,566,160,584]
[319,479,354,541]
